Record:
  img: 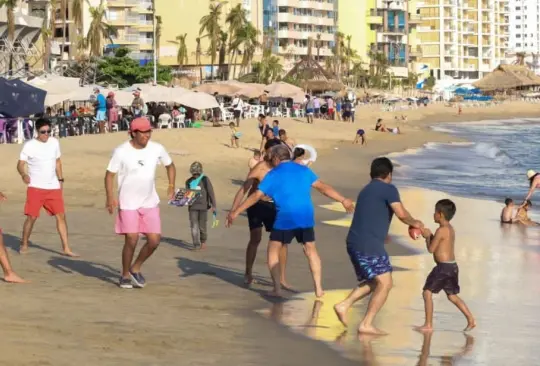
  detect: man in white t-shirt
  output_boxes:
[232,94,243,127]
[17,118,77,256]
[105,117,176,289]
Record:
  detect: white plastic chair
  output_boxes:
[172,114,185,128]
[220,107,233,121]
[158,113,172,129]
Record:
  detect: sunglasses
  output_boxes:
[39,129,51,135]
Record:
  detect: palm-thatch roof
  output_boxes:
[473,64,540,91]
[284,58,343,92]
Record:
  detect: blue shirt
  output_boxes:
[346,179,400,256]
[96,94,106,112]
[258,161,318,230]
[272,126,279,137]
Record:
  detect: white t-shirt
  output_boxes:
[232,97,243,111]
[19,137,61,190]
[107,140,173,210]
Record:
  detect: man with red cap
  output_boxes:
[104,117,176,289]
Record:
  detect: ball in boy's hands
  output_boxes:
[408,226,423,240]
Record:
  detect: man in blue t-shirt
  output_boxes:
[94,88,107,132]
[333,157,423,335]
[229,145,354,298]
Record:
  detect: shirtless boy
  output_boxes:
[279,129,295,151]
[416,199,476,332]
[226,139,291,288]
[500,198,514,224]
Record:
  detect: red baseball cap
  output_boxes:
[130,117,152,132]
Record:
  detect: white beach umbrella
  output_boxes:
[173,91,219,110]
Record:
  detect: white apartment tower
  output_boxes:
[508,0,540,72]
[417,0,510,80]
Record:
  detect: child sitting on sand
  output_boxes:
[416,199,476,332]
[229,122,241,148]
[500,198,514,224]
[514,200,539,226]
[375,118,400,134]
[248,151,262,169]
[185,162,217,250]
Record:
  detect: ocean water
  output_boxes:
[392,118,540,205]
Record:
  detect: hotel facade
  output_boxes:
[416,0,509,80]
[263,0,338,71]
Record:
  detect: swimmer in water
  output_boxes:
[500,198,514,224]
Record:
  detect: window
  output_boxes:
[517,43,522,47]
[516,6,521,10]
[516,16,521,19]
[517,25,521,29]
[517,34,521,38]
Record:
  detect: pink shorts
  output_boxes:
[115,207,161,235]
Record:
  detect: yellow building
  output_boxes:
[155,0,263,77]
[416,0,509,80]
[338,0,420,78]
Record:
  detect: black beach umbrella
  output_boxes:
[0,77,47,117]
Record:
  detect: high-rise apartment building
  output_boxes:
[156,0,263,76]
[263,0,338,71]
[338,0,420,78]
[509,0,540,54]
[416,0,509,80]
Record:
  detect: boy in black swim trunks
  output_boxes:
[415,199,476,332]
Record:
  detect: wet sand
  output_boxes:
[0,102,539,364]
[261,188,540,365]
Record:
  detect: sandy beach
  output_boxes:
[1,100,540,365]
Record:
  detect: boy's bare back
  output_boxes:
[431,224,455,263]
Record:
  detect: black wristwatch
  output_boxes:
[58,178,65,182]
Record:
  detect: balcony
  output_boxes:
[110,34,139,44]
[377,32,407,43]
[276,0,335,12]
[289,46,333,57]
[277,13,335,26]
[137,2,153,13]
[108,14,139,26]
[409,45,422,57]
[107,0,138,7]
[366,11,383,25]
[382,27,407,35]
[409,14,423,25]
[376,0,407,11]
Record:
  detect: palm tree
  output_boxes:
[257,50,282,84]
[238,22,260,77]
[334,32,344,80]
[218,31,228,79]
[195,36,203,82]
[155,15,162,61]
[60,0,67,61]
[316,33,322,61]
[172,33,188,67]
[86,0,116,57]
[226,4,247,80]
[199,2,225,80]
[0,0,17,75]
[71,0,83,33]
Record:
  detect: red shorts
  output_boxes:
[24,187,65,218]
[328,108,334,114]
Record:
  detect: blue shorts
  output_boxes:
[357,129,365,136]
[347,247,392,283]
[96,110,106,121]
[306,108,314,115]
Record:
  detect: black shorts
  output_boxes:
[247,201,276,232]
[234,110,241,118]
[269,227,315,244]
[423,262,460,295]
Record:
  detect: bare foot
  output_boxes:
[414,325,433,332]
[63,250,80,257]
[280,282,296,292]
[18,246,29,254]
[358,323,388,335]
[4,272,27,283]
[200,243,207,250]
[266,290,283,298]
[334,303,349,327]
[464,318,476,332]
[315,289,325,298]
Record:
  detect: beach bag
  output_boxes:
[168,189,201,207]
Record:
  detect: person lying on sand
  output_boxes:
[500,198,514,224]
[514,200,540,226]
[375,118,400,134]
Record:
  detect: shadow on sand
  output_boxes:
[3,233,66,256]
[176,256,284,302]
[47,256,119,285]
